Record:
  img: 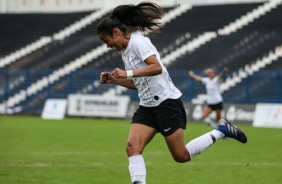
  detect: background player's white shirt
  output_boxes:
[202,76,223,104]
[121,33,182,107]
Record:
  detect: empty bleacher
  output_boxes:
[1,2,282,114]
[0,12,91,56]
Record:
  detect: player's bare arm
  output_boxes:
[100,71,136,90]
[218,67,228,79]
[113,78,136,90]
[189,70,202,81]
[111,55,161,79]
[132,55,162,77]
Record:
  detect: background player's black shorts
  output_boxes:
[132,98,187,137]
[207,102,223,110]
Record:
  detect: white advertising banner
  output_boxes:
[188,104,255,124]
[41,99,67,120]
[253,103,282,128]
[67,94,130,118]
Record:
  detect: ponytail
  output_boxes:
[97,2,164,34]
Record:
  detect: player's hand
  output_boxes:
[111,68,127,79]
[100,72,114,84]
[222,67,228,72]
[188,70,194,76]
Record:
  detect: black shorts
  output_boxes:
[207,102,223,110]
[132,98,187,137]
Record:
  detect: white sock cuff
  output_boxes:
[210,129,224,140]
[129,154,144,164]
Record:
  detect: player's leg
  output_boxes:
[215,102,223,122]
[201,105,213,119]
[162,99,247,162]
[164,128,190,162]
[215,109,222,122]
[166,118,247,162]
[201,106,217,128]
[165,115,247,162]
[165,127,224,162]
[159,98,219,162]
[127,123,157,184]
[126,123,157,156]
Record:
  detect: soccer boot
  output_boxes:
[216,118,247,143]
[132,181,142,184]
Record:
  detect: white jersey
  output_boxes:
[202,76,223,104]
[121,33,182,107]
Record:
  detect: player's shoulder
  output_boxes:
[214,76,220,81]
[131,32,145,41]
[130,33,151,49]
[202,77,209,82]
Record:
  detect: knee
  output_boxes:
[172,150,191,163]
[126,140,143,156]
[173,156,190,163]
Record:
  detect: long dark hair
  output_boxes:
[97,2,164,35]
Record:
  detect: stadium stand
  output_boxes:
[0,1,281,114]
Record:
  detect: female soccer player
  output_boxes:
[97,2,247,184]
[189,67,228,128]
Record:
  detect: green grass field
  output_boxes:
[0,115,282,184]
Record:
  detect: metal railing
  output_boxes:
[0,68,281,114]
